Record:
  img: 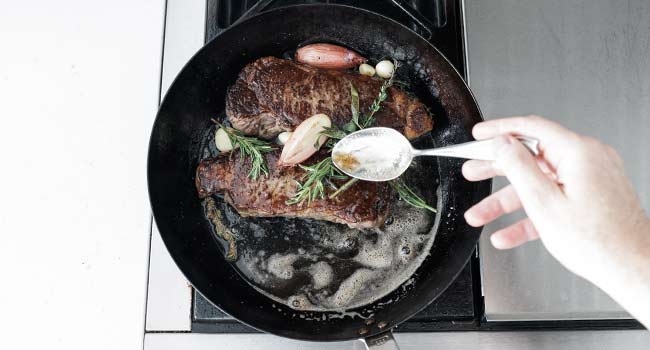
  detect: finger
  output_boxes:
[494,136,563,214]
[536,157,558,182]
[490,218,540,249]
[462,158,558,182]
[472,115,575,150]
[462,160,499,181]
[465,185,521,227]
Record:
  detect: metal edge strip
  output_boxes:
[460,0,471,86]
[143,0,170,340]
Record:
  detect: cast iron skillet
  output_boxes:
[148,4,490,347]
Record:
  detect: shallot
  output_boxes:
[295,43,366,70]
[278,113,331,166]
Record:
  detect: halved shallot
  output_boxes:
[278,113,331,166]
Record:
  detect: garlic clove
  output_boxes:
[376,60,395,79]
[215,127,234,152]
[277,131,293,145]
[359,63,376,77]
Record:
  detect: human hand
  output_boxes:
[462,115,650,285]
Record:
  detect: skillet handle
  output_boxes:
[361,331,400,350]
[233,0,277,26]
[390,0,446,40]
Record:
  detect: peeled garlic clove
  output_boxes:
[376,60,395,79]
[215,127,234,152]
[277,131,293,145]
[359,63,375,77]
[295,44,366,70]
[279,114,331,166]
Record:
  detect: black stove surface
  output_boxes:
[193,0,480,333]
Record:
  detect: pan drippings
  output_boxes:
[207,185,438,312]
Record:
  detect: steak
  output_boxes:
[196,150,394,229]
[226,57,433,140]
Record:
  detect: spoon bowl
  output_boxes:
[332,127,414,182]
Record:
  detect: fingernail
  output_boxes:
[490,234,509,250]
[463,210,479,227]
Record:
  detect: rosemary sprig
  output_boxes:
[329,178,358,199]
[350,84,361,130]
[390,179,437,213]
[211,119,274,180]
[286,157,347,205]
[366,60,399,128]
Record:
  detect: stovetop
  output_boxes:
[192,0,482,333]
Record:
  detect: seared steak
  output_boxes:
[196,150,394,229]
[226,57,433,140]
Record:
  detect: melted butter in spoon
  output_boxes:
[332,152,361,172]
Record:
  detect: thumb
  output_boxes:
[494,135,563,214]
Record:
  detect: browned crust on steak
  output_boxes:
[225,57,433,140]
[196,150,394,229]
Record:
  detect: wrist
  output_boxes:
[586,216,650,327]
[590,223,650,286]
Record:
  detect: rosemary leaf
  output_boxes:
[324,138,338,150]
[350,84,361,129]
[390,179,437,213]
[342,121,358,133]
[320,126,348,151]
[329,178,359,199]
[320,126,348,140]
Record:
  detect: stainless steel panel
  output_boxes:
[465,0,650,320]
[145,330,650,350]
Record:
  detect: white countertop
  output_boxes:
[0,1,165,349]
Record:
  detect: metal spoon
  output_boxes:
[331,127,539,182]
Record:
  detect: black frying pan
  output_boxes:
[148,4,489,347]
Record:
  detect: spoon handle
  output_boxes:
[412,136,540,161]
